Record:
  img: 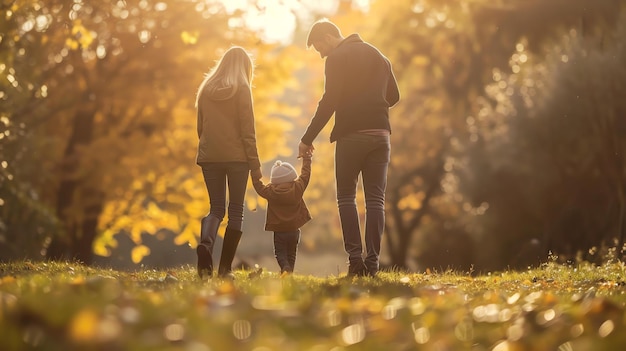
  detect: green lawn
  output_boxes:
[1,260,625,351]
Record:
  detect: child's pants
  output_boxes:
[273,229,301,273]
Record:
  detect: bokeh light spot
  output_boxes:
[598,320,614,338]
[164,323,185,342]
[233,319,252,340]
[341,324,365,345]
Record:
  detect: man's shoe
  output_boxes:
[367,270,379,278]
[347,262,368,277]
[218,271,235,280]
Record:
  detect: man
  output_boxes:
[299,19,400,277]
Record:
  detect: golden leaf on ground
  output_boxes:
[70,276,86,285]
[69,309,99,342]
[0,276,15,285]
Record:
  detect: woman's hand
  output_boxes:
[250,168,262,180]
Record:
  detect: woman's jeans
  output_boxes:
[200,162,249,233]
[335,133,390,274]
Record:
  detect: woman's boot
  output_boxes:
[218,227,242,278]
[197,215,221,278]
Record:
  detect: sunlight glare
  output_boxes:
[217,0,372,44]
[217,0,318,44]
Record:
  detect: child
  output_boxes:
[251,155,312,275]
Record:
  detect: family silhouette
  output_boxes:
[194,20,399,278]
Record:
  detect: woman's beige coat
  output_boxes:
[196,85,260,170]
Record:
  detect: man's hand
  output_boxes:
[250,168,262,180]
[298,141,314,158]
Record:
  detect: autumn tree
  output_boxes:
[464,15,626,268]
[349,0,624,270]
[1,0,297,264]
[1,0,68,259]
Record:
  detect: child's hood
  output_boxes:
[268,182,300,204]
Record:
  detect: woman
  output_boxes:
[195,46,261,279]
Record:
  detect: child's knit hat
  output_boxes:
[270,160,297,184]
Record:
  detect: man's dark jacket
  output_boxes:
[301,33,400,145]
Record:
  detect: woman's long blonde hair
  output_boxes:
[195,46,254,107]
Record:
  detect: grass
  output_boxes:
[1,260,625,351]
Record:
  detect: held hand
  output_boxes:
[298,142,314,158]
[250,168,262,180]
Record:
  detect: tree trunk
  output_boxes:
[72,190,104,265]
[385,158,445,270]
[46,103,96,262]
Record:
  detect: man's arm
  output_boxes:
[386,59,400,108]
[300,56,344,146]
[197,109,203,139]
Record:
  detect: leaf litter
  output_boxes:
[0,260,625,350]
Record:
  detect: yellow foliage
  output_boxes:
[246,193,258,212]
[397,187,427,210]
[131,245,151,264]
[130,225,143,243]
[411,55,430,66]
[146,202,161,218]
[65,38,79,50]
[78,30,94,48]
[175,223,197,246]
[93,244,110,257]
[115,216,133,230]
[398,196,423,211]
[153,178,167,194]
[131,179,143,190]
[181,177,199,193]
[181,31,198,45]
[184,201,207,219]
[70,21,94,48]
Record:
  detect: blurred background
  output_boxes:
[1,0,625,275]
